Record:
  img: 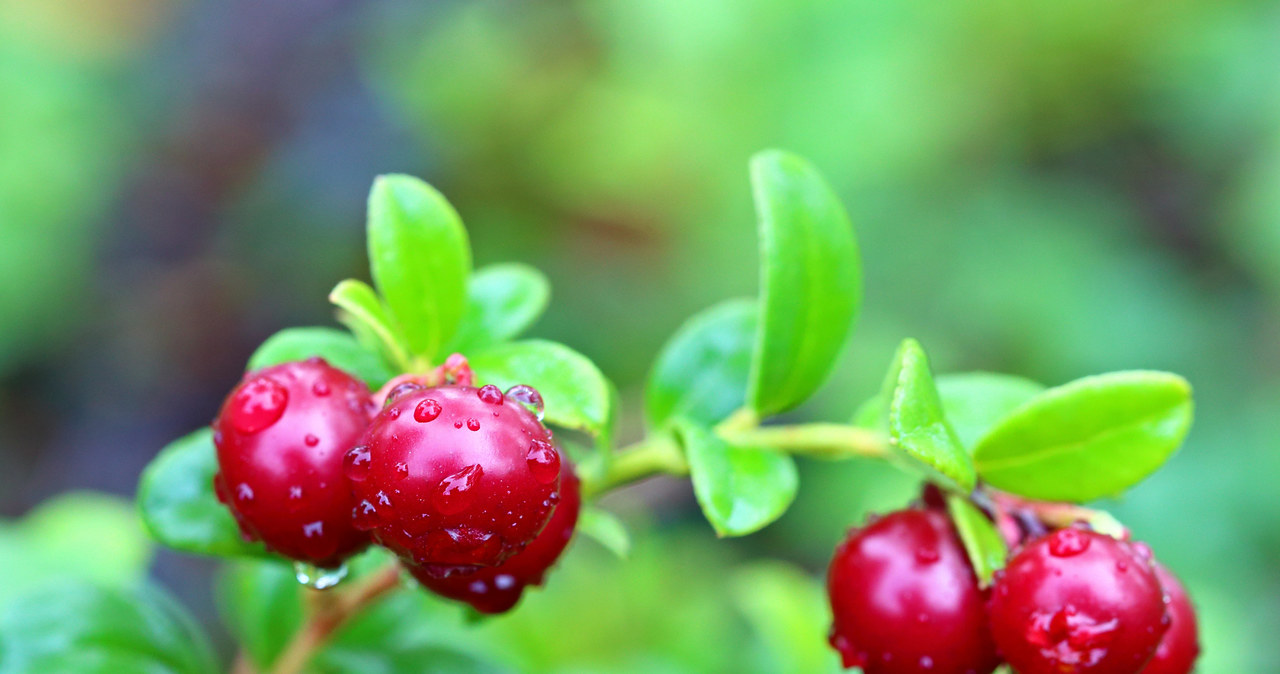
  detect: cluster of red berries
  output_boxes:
[211,357,578,614]
[827,501,1199,674]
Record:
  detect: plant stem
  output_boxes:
[230,652,258,674]
[267,563,402,674]
[582,432,687,498]
[719,423,889,460]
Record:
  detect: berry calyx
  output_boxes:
[212,358,374,567]
[1141,562,1199,674]
[827,508,999,674]
[988,528,1169,674]
[347,384,561,573]
[411,462,580,614]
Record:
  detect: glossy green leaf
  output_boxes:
[469,340,617,447]
[367,175,471,361]
[447,263,551,352]
[137,429,269,559]
[973,371,1193,501]
[852,372,1044,450]
[0,493,152,609]
[730,562,841,674]
[945,495,1007,587]
[880,339,975,492]
[577,506,631,559]
[330,279,411,370]
[645,298,757,429]
[0,582,218,674]
[675,419,798,537]
[247,326,394,386]
[215,560,302,670]
[747,150,861,416]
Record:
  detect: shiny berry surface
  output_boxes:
[348,384,561,572]
[988,528,1169,674]
[827,508,999,674]
[412,463,580,614]
[212,359,373,567]
[1141,563,1199,674]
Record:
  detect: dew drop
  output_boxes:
[468,580,488,594]
[454,420,463,429]
[304,433,319,447]
[287,485,304,511]
[414,398,442,422]
[305,356,326,366]
[228,378,288,434]
[299,520,339,560]
[236,482,255,502]
[504,384,545,421]
[433,464,484,515]
[312,380,331,397]
[343,445,372,482]
[915,547,940,564]
[387,407,401,420]
[526,440,560,484]
[353,499,380,531]
[394,462,410,480]
[466,418,481,431]
[294,561,348,590]
[493,574,516,590]
[1048,528,1091,557]
[387,382,425,405]
[477,384,505,405]
[919,655,934,669]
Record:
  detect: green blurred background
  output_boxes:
[1,0,1277,671]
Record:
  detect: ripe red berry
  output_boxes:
[1142,562,1199,674]
[988,528,1169,674]
[346,384,561,574]
[212,358,373,567]
[827,508,999,674]
[411,463,580,614]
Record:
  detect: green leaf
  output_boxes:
[367,174,472,361]
[0,493,152,610]
[469,340,617,448]
[215,560,302,670]
[247,326,394,387]
[973,371,1194,502]
[137,429,269,559]
[674,419,798,537]
[880,339,975,492]
[646,298,757,429]
[730,562,841,674]
[447,263,551,353]
[577,506,631,559]
[851,372,1045,451]
[0,582,218,674]
[746,150,861,416]
[945,495,1007,588]
[330,279,411,369]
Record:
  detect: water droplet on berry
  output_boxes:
[305,356,326,366]
[343,445,372,482]
[477,384,504,405]
[386,382,425,405]
[299,520,339,560]
[236,482,255,502]
[414,398,442,422]
[468,580,488,594]
[466,418,481,431]
[494,574,516,590]
[526,440,560,484]
[353,499,379,531]
[1048,528,1091,557]
[919,655,934,669]
[287,485,303,511]
[454,420,463,428]
[294,561,348,589]
[433,464,484,515]
[312,380,331,397]
[394,462,410,480]
[228,378,288,433]
[1116,560,1129,573]
[504,384,545,421]
[387,407,401,420]
[915,547,940,564]
[304,433,319,447]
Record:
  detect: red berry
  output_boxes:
[988,528,1169,674]
[411,463,580,614]
[212,359,373,567]
[1141,563,1199,674]
[347,384,560,573]
[827,508,999,674]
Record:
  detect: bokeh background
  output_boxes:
[2,0,1278,671]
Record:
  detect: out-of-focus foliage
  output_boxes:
[2,0,1278,671]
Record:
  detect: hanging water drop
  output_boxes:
[294,561,348,590]
[526,439,560,484]
[504,384,545,421]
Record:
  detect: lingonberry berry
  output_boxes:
[1142,562,1199,674]
[411,463,580,614]
[988,528,1169,674]
[212,358,373,567]
[827,508,999,674]
[347,384,561,574]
